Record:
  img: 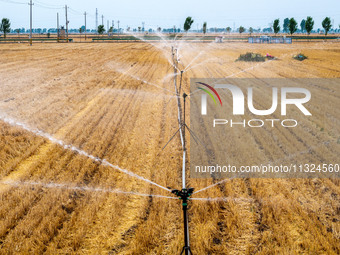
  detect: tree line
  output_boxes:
[0,16,337,38]
[199,17,335,36]
[272,17,333,36]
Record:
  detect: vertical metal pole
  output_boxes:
[179,71,183,94]
[95,8,98,33]
[84,12,87,40]
[183,196,189,255]
[183,94,189,255]
[170,47,193,255]
[29,0,32,46]
[118,20,120,34]
[182,151,186,189]
[183,93,187,151]
[182,93,187,190]
[65,5,68,42]
[57,12,59,43]
[172,189,192,255]
[101,15,104,26]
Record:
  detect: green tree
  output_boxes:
[0,18,11,38]
[249,27,253,35]
[203,22,207,34]
[300,19,306,33]
[273,19,280,35]
[305,16,314,35]
[108,26,113,33]
[322,17,332,35]
[288,18,298,35]
[226,26,231,33]
[283,18,289,33]
[238,26,245,34]
[184,16,194,32]
[97,25,105,35]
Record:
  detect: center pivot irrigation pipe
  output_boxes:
[170,46,194,255]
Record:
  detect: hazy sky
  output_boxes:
[0,0,339,30]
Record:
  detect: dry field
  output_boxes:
[0,41,339,254]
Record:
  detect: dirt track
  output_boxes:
[0,41,339,254]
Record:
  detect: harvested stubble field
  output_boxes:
[0,41,339,254]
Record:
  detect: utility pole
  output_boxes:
[142,21,145,32]
[84,12,87,40]
[101,15,104,26]
[117,20,120,34]
[57,12,59,43]
[65,5,69,42]
[29,0,33,46]
[107,20,109,33]
[95,8,98,33]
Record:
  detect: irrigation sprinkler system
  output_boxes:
[0,41,207,254]
[167,45,195,255]
[2,33,327,253]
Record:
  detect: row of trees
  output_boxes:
[272,17,332,35]
[198,17,335,36]
[0,16,337,37]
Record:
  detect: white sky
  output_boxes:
[0,0,339,30]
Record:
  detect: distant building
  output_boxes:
[248,36,292,44]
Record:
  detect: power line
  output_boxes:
[68,7,82,15]
[34,0,63,8]
[34,3,63,10]
[0,0,26,5]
